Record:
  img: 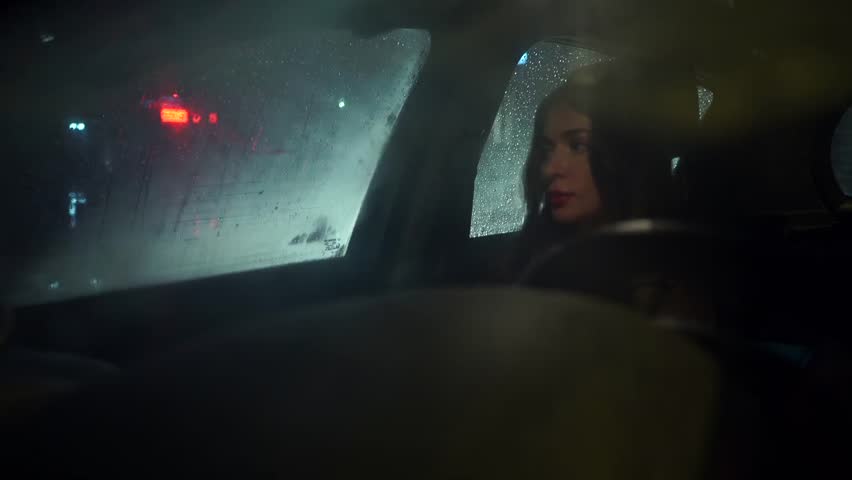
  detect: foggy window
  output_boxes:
[470,42,609,238]
[469,41,716,238]
[831,106,852,196]
[6,28,430,305]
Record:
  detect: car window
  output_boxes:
[470,42,610,238]
[470,41,716,238]
[697,86,714,121]
[831,106,852,196]
[5,28,430,306]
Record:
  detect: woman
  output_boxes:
[507,62,719,326]
[509,61,676,279]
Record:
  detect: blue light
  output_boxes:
[67,192,87,228]
[518,52,529,66]
[69,123,78,130]
[77,122,86,131]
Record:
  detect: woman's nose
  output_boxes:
[542,149,571,178]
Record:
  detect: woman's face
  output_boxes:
[538,103,603,224]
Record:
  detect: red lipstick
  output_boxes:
[547,191,576,208]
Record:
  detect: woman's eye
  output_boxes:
[570,142,589,153]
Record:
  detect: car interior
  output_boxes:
[3,0,852,477]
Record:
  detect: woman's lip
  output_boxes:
[547,191,576,207]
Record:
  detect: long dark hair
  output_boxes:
[510,61,676,277]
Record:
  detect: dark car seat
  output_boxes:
[0,308,119,419]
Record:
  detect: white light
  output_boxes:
[338,99,346,109]
[671,156,681,173]
[69,123,78,130]
[77,123,86,131]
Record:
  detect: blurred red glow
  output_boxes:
[161,107,189,124]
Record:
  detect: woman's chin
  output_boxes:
[551,207,600,226]
[551,208,583,224]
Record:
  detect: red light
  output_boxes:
[161,107,189,124]
[208,112,218,124]
[192,113,202,124]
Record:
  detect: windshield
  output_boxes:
[2,20,429,306]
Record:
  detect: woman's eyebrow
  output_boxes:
[560,128,591,136]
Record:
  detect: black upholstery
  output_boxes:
[0,348,119,418]
[7,289,721,478]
